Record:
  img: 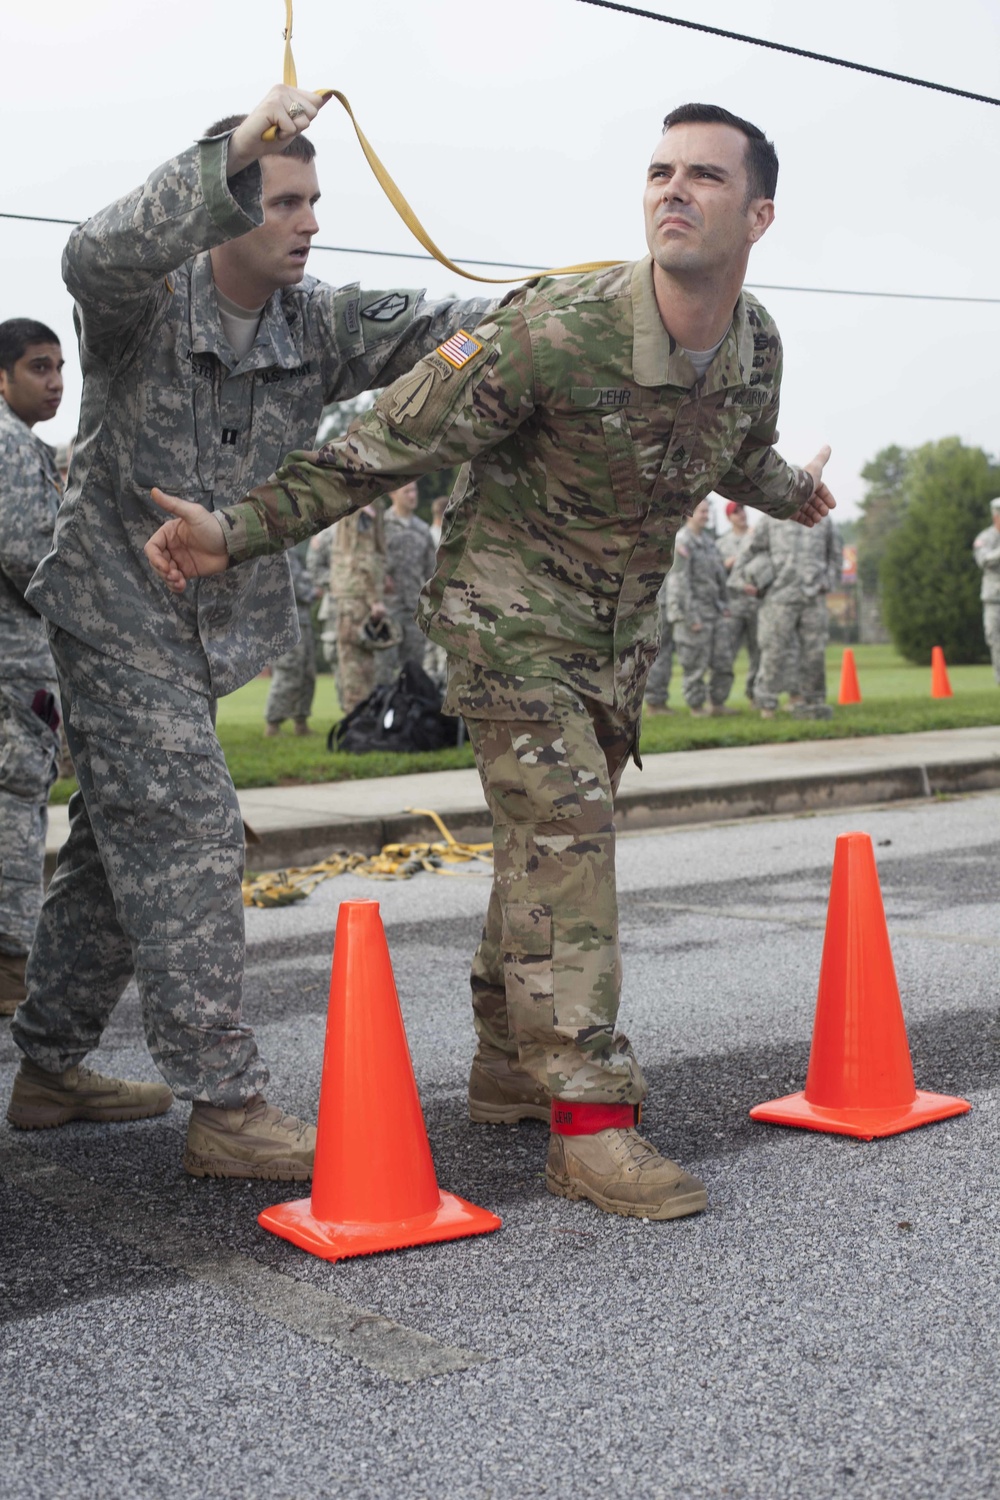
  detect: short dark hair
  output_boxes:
[0,318,61,374]
[204,113,316,164]
[661,103,778,205]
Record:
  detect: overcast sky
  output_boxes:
[2,0,997,520]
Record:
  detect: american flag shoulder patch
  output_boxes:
[435,329,484,370]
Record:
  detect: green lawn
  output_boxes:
[48,644,1000,803]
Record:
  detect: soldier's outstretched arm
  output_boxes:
[146,311,536,587]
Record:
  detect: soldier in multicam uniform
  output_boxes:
[973,497,1000,685]
[0,320,65,1015]
[717,500,760,701]
[5,85,490,1178]
[384,482,438,672]
[263,545,317,735]
[666,497,735,715]
[642,576,674,715]
[747,511,843,719]
[147,103,836,1220]
[329,501,393,714]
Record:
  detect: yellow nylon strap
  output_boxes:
[260,2,622,283]
[281,0,296,86]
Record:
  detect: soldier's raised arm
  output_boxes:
[63,85,328,345]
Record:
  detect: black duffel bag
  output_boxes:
[327,661,464,754]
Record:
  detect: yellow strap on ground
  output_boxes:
[241,809,493,908]
[260,2,623,283]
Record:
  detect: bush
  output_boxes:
[879,438,1000,665]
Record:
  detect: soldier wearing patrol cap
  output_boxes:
[717,499,761,701]
[6,84,490,1179]
[146,102,836,1220]
[973,497,1000,685]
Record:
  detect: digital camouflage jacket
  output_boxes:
[27,133,488,697]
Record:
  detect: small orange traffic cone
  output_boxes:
[259,900,501,1260]
[750,832,970,1139]
[931,645,953,698]
[837,648,862,705]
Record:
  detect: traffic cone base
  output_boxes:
[259,1190,501,1263]
[749,1088,970,1141]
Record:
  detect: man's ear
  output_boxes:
[748,199,775,245]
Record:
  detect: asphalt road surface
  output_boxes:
[2,790,998,1500]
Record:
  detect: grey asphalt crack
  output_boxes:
[0,1136,485,1382]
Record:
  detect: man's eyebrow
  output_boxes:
[647,159,731,177]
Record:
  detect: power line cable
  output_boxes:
[572,0,1000,106]
[2,212,998,305]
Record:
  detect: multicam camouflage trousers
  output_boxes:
[335,598,393,716]
[754,597,829,713]
[466,684,647,1104]
[0,679,61,957]
[673,617,734,709]
[726,600,760,701]
[265,617,317,725]
[983,602,1000,684]
[643,607,674,707]
[12,628,268,1106]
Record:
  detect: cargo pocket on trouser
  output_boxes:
[0,687,59,801]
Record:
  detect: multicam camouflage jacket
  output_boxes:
[744,513,843,605]
[26,133,489,697]
[329,505,386,602]
[0,398,62,680]
[665,525,729,627]
[218,257,814,717]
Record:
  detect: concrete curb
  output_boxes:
[243,753,1000,871]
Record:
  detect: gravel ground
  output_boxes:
[2,791,997,1500]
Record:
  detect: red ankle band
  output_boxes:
[550,1100,638,1135]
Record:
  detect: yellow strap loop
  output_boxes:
[260,3,622,283]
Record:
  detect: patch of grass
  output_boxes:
[48,645,1000,803]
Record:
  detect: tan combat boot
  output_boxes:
[184,1096,316,1181]
[0,953,27,1016]
[6,1056,174,1129]
[547,1120,707,1221]
[468,1048,549,1124]
[293,718,312,736]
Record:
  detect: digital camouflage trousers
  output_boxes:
[265,618,317,724]
[0,679,61,956]
[466,684,647,1104]
[12,628,268,1105]
[755,597,829,712]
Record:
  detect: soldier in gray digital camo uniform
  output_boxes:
[642,576,674,714]
[6,85,490,1179]
[666,497,734,715]
[384,481,438,672]
[263,544,316,734]
[973,497,1000,685]
[147,104,836,1220]
[747,510,843,718]
[0,320,65,1015]
[717,500,760,700]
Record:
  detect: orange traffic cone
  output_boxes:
[750,832,970,1139]
[931,645,953,698]
[259,900,501,1260]
[837,648,862,705]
